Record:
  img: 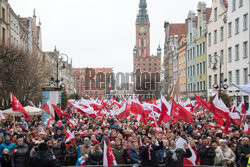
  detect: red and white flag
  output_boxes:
[0,111,7,120]
[237,99,246,115]
[68,119,78,127]
[103,140,117,167]
[157,95,171,125]
[131,98,147,124]
[29,101,36,107]
[210,94,230,120]
[242,121,250,133]
[11,93,30,120]
[229,112,241,126]
[65,129,71,138]
[51,104,71,119]
[115,103,130,119]
[43,102,54,118]
[176,137,196,166]
[65,131,76,146]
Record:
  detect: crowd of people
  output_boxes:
[0,99,249,167]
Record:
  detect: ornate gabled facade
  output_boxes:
[186,11,197,98]
[133,0,161,99]
[0,0,10,46]
[195,2,211,99]
[207,0,228,98]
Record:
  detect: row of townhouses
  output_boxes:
[164,0,250,106]
[0,0,74,95]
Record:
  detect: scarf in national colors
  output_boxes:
[148,145,153,160]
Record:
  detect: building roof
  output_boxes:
[206,8,212,22]
[169,23,187,38]
[21,18,28,26]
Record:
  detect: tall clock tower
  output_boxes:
[133,0,162,99]
[136,0,150,57]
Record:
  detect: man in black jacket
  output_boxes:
[29,142,60,167]
[237,137,250,167]
[165,140,192,167]
[139,137,163,167]
[197,135,216,166]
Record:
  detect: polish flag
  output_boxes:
[111,100,122,108]
[138,136,142,147]
[157,95,171,125]
[10,93,30,120]
[115,103,130,119]
[51,104,71,119]
[242,121,250,133]
[176,137,196,166]
[142,103,153,115]
[68,119,78,127]
[195,95,210,110]
[0,111,8,120]
[43,103,53,117]
[205,122,216,129]
[65,129,71,138]
[229,112,241,126]
[237,99,246,115]
[44,117,54,129]
[65,131,76,146]
[103,140,117,167]
[131,98,147,124]
[210,94,230,120]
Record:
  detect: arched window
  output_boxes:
[141,38,143,47]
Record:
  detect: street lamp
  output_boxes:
[211,53,228,94]
[53,46,69,88]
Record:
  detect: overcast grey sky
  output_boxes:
[9,0,212,73]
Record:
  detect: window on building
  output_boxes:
[221,73,224,83]
[244,68,248,84]
[220,50,224,64]
[209,54,212,68]
[214,74,218,85]
[243,41,248,58]
[208,33,211,46]
[203,42,205,54]
[203,62,205,74]
[188,50,190,60]
[190,33,192,42]
[190,84,192,92]
[200,44,202,55]
[203,81,205,90]
[193,83,196,91]
[228,22,232,37]
[232,0,236,11]
[200,63,202,74]
[197,82,199,91]
[188,67,190,77]
[228,47,232,62]
[2,8,5,21]
[214,30,217,44]
[243,14,248,30]
[193,65,195,76]
[236,70,240,84]
[2,28,5,45]
[193,47,195,58]
[200,81,202,90]
[200,27,202,37]
[197,64,199,75]
[220,26,224,41]
[228,71,232,84]
[235,18,239,34]
[190,49,192,59]
[197,45,199,56]
[235,44,239,60]
[214,7,217,21]
[239,0,243,7]
[209,75,212,89]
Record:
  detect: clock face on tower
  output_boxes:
[139,26,146,34]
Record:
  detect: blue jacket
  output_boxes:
[129,148,142,164]
[0,141,15,154]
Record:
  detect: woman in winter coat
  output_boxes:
[88,140,103,165]
[11,138,29,167]
[1,149,11,167]
[212,140,223,166]
[219,139,236,167]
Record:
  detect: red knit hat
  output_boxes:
[93,140,100,146]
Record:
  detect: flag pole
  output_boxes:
[12,108,15,129]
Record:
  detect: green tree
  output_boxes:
[61,90,68,110]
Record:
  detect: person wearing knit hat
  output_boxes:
[93,140,99,146]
